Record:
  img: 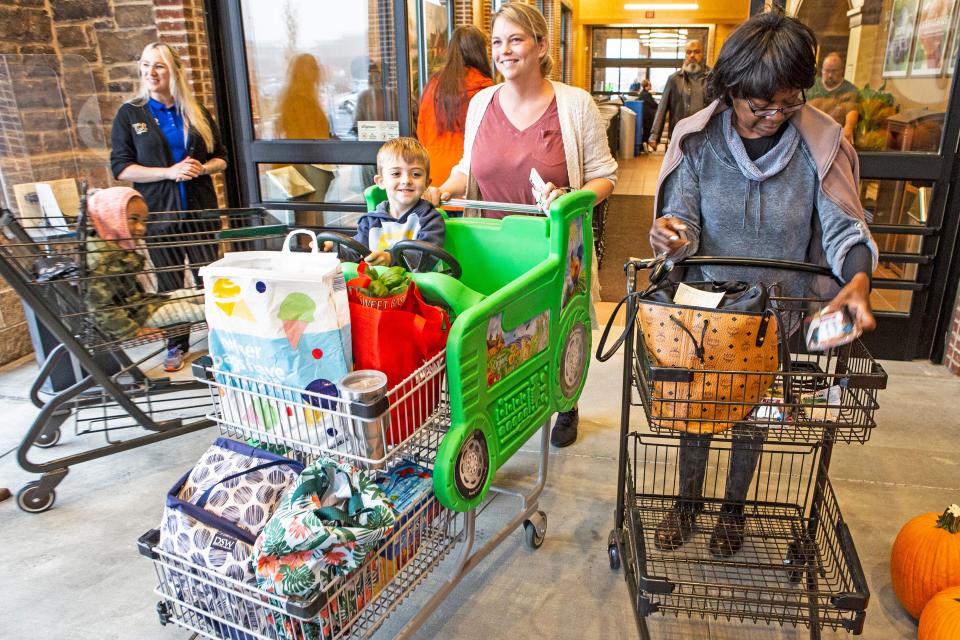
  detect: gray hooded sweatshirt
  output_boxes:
[658,109,875,299]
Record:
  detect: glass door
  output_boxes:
[785,0,960,360]
[209,0,415,229]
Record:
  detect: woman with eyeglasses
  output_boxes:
[648,13,877,558]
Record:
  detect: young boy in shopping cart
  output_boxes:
[332,137,445,269]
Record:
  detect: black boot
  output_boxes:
[550,408,579,448]
[709,505,747,557]
[654,501,700,551]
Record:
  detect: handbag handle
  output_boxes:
[596,289,645,362]
[194,459,296,508]
[282,229,319,254]
[628,255,842,285]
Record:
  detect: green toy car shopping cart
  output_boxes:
[140,189,598,640]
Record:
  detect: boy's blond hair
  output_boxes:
[376,137,431,177]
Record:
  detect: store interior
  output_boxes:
[1,0,959,638]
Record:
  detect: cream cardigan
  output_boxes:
[452,80,617,325]
[452,80,619,199]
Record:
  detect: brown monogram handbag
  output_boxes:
[598,279,784,435]
[634,282,781,434]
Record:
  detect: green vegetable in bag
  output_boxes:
[361,265,411,298]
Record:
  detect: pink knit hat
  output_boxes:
[87,187,145,249]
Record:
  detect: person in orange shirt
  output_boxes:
[417,26,494,197]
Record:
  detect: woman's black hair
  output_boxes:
[708,12,817,104]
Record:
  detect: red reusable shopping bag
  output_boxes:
[347,272,449,445]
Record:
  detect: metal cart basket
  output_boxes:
[0,205,287,512]
[139,193,598,639]
[600,256,887,639]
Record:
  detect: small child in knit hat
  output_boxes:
[85,187,204,369]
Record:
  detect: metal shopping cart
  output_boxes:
[598,256,887,639]
[137,192,598,639]
[0,204,288,512]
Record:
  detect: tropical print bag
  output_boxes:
[251,458,396,598]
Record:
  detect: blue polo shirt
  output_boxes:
[146,97,188,209]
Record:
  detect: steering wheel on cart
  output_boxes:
[314,231,462,278]
[312,231,370,261]
[390,239,462,278]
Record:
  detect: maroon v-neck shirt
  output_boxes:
[471,89,569,219]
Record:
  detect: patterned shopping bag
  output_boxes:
[159,438,304,638]
[251,458,396,597]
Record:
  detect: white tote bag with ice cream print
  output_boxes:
[200,231,352,448]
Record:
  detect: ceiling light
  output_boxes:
[624,3,700,9]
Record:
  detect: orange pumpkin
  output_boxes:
[891,505,960,619]
[918,586,960,640]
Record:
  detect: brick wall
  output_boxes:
[0,0,217,366]
[943,289,960,373]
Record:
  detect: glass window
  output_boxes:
[241,0,398,141]
[861,178,934,313]
[409,0,450,97]
[649,67,676,95]
[590,26,708,95]
[256,162,374,227]
[560,4,572,83]
[595,67,645,93]
[794,0,958,152]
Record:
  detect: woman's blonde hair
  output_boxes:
[492,2,553,78]
[130,42,215,152]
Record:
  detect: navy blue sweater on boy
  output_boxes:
[349,198,445,270]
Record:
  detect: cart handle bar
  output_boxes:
[627,255,843,285]
[442,198,543,215]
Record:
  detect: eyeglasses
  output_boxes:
[745,90,806,118]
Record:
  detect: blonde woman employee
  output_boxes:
[110,41,227,372]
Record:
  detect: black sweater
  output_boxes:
[110,101,227,232]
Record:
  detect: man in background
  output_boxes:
[808,51,859,144]
[649,39,709,151]
[808,51,858,99]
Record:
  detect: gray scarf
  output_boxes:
[722,109,801,236]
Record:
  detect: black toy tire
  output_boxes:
[453,430,489,501]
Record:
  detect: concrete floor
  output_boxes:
[0,333,956,639]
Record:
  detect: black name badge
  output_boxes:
[211,532,238,553]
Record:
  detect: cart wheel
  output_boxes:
[34,427,61,448]
[608,529,622,570]
[559,322,589,399]
[608,544,621,570]
[784,539,811,583]
[16,481,55,513]
[454,430,489,502]
[156,601,170,626]
[523,511,547,549]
